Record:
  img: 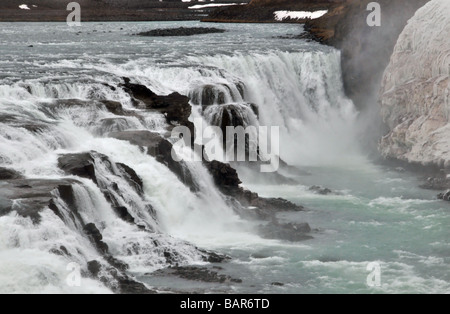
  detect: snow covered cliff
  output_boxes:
[379,0,450,167]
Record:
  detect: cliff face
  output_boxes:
[204,0,340,23]
[0,0,247,21]
[205,0,429,110]
[379,0,450,167]
[306,0,430,109]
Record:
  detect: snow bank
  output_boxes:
[274,10,328,21]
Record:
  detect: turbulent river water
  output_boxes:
[0,21,449,294]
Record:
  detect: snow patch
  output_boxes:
[19,4,31,10]
[274,10,328,21]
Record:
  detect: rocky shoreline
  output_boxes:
[136,27,226,37]
[203,0,335,23]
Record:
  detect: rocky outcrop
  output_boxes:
[309,185,333,195]
[204,160,304,218]
[58,151,144,195]
[437,190,450,202]
[189,83,245,107]
[46,99,126,116]
[121,78,191,123]
[259,221,313,241]
[305,0,430,109]
[137,27,226,37]
[57,151,147,227]
[379,0,450,168]
[0,174,152,293]
[0,113,51,133]
[204,0,336,23]
[120,78,195,139]
[109,130,199,192]
[58,152,100,184]
[87,258,153,294]
[152,265,242,284]
[0,167,23,180]
[0,178,77,223]
[205,160,242,188]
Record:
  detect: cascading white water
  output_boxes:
[189,51,360,166]
[118,50,360,166]
[0,80,246,292]
[0,21,364,293]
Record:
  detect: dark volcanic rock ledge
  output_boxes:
[304,0,431,109]
[204,0,337,23]
[0,178,77,223]
[137,27,226,37]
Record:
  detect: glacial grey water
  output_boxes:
[0,21,449,294]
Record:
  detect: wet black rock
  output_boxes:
[88,259,153,294]
[190,83,245,107]
[200,250,231,264]
[100,100,125,116]
[271,282,284,286]
[261,198,304,211]
[109,130,199,192]
[203,159,304,216]
[116,276,154,294]
[120,77,192,127]
[137,27,226,37]
[420,175,450,191]
[48,184,85,226]
[0,178,78,223]
[0,113,51,133]
[84,223,109,254]
[192,84,227,106]
[154,266,241,284]
[97,118,132,134]
[58,151,145,207]
[116,163,144,195]
[259,221,313,242]
[204,160,242,188]
[50,245,70,257]
[120,78,158,105]
[46,99,126,116]
[83,224,129,271]
[58,152,100,184]
[309,185,333,195]
[87,260,102,277]
[105,255,129,272]
[0,167,23,180]
[113,206,135,224]
[109,130,165,156]
[437,190,450,201]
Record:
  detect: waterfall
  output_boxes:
[1,32,358,291]
[124,50,359,166]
